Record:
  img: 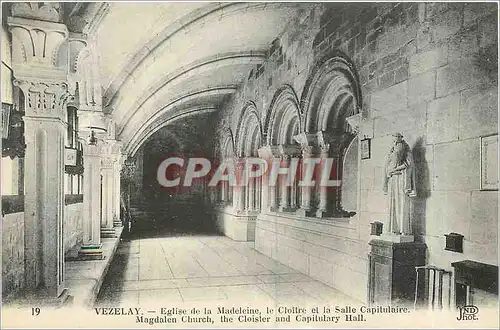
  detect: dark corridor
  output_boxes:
[126,114,219,238]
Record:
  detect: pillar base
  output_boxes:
[77,244,104,260]
[296,207,315,217]
[279,205,295,212]
[101,227,117,238]
[268,206,279,212]
[113,219,123,227]
[380,233,414,243]
[24,288,72,308]
[315,209,331,218]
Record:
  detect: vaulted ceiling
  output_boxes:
[88,2,313,155]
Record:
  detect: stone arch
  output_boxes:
[300,51,362,218]
[264,85,302,145]
[301,50,361,133]
[235,101,263,157]
[220,127,236,159]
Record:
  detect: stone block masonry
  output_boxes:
[216,2,498,302]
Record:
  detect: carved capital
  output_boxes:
[316,131,332,154]
[293,132,316,149]
[278,144,301,158]
[280,154,291,162]
[108,140,122,156]
[232,158,246,172]
[257,146,272,159]
[101,157,114,170]
[302,145,314,156]
[346,113,361,133]
[81,141,101,158]
[258,145,280,159]
[14,79,71,120]
[319,143,330,154]
[8,17,68,77]
[11,2,63,23]
[316,130,354,155]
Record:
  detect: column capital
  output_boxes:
[98,138,122,157]
[278,144,301,158]
[101,156,114,170]
[316,131,332,154]
[257,145,281,159]
[11,2,65,23]
[80,142,102,157]
[14,80,71,121]
[280,154,291,162]
[301,145,314,156]
[293,132,317,149]
[316,130,354,155]
[7,16,68,81]
[346,113,361,133]
[108,140,123,157]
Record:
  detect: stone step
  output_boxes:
[101,228,117,238]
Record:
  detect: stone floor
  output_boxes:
[96,234,361,307]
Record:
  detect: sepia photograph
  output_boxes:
[0,1,498,328]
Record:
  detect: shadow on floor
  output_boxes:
[95,239,132,307]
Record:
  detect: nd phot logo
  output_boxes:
[456,305,479,321]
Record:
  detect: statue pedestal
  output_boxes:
[367,239,426,306]
[380,233,414,243]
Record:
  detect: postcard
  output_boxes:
[1,1,498,329]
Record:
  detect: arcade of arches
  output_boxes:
[1,2,498,310]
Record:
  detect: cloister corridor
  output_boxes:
[96,228,361,307]
[2,3,498,328]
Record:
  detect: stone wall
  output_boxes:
[255,212,368,302]
[2,203,84,298]
[216,206,257,242]
[64,202,83,253]
[216,3,498,302]
[2,212,24,298]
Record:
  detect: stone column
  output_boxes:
[297,146,314,216]
[79,138,104,259]
[232,159,245,213]
[278,144,301,212]
[221,180,228,202]
[99,139,122,234]
[293,133,318,217]
[100,155,115,238]
[113,152,123,227]
[8,14,70,302]
[316,143,330,218]
[268,156,279,212]
[233,186,245,213]
[18,81,69,300]
[314,130,351,218]
[290,156,299,210]
[257,146,272,212]
[255,176,262,210]
[247,174,255,212]
[278,154,292,212]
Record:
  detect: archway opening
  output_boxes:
[302,54,361,218]
[127,113,220,237]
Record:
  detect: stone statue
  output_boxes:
[383,133,416,236]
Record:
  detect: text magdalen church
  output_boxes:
[1,2,498,327]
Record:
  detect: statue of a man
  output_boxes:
[383,133,416,235]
